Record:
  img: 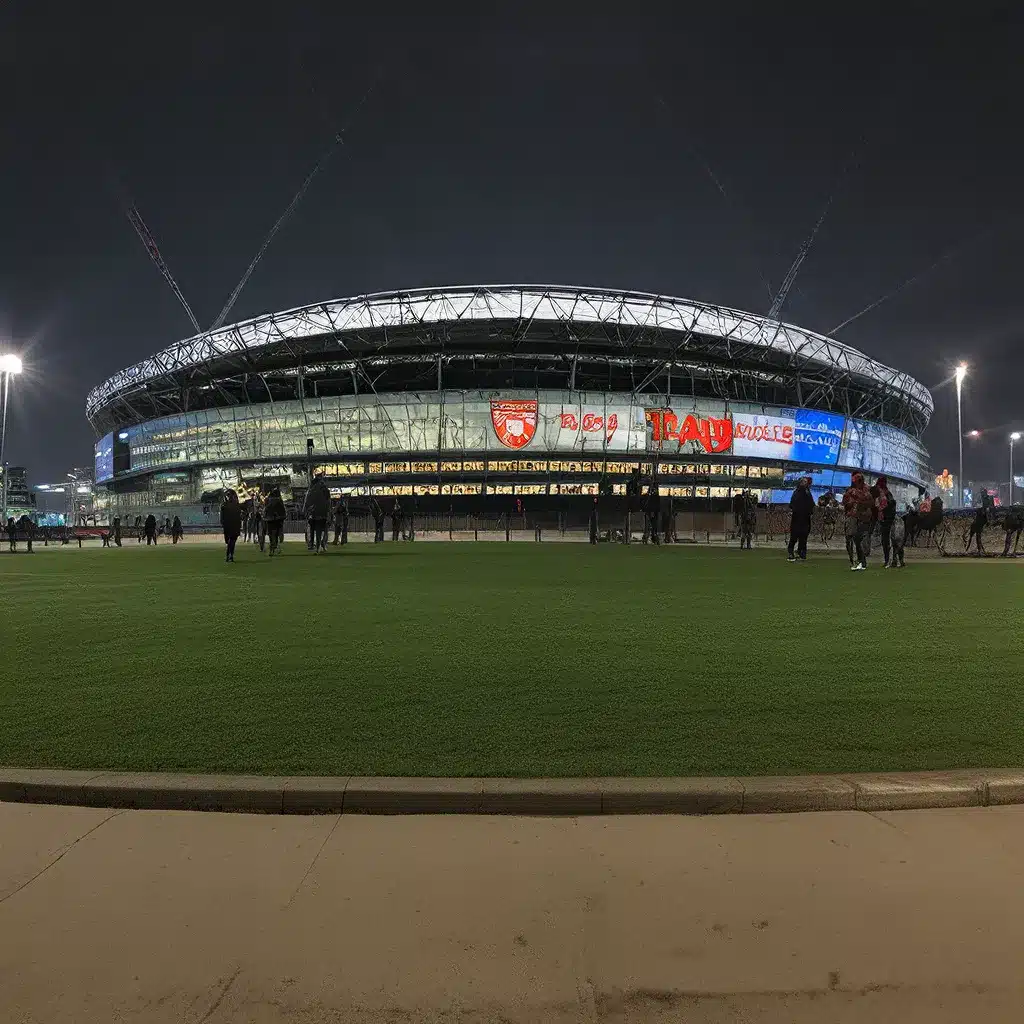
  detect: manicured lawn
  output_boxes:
[1,541,1021,777]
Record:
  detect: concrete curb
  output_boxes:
[2,768,1023,815]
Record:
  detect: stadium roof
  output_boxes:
[86,285,934,435]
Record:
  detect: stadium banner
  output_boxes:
[731,406,844,465]
[101,390,926,486]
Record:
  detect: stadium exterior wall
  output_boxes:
[92,388,930,521]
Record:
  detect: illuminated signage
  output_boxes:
[645,409,733,454]
[491,400,537,449]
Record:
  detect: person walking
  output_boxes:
[371,497,385,543]
[163,516,172,538]
[645,483,661,546]
[252,497,264,548]
[890,506,907,568]
[23,517,34,553]
[872,475,896,567]
[739,490,757,550]
[303,474,331,553]
[112,516,122,547]
[144,514,158,546]
[134,515,143,543]
[171,515,183,544]
[842,472,874,570]
[966,503,987,556]
[787,476,815,561]
[391,499,404,542]
[1002,506,1023,557]
[263,486,287,556]
[220,489,242,562]
[589,495,599,545]
[6,517,16,552]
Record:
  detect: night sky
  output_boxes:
[1,3,1022,483]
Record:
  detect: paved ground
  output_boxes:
[2,803,1023,1022]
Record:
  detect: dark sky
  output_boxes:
[1,3,1022,483]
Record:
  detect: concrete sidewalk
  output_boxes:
[2,802,1023,1022]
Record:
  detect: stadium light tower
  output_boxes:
[955,364,968,508]
[0,353,24,524]
[1011,433,1021,506]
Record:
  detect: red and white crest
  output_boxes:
[491,399,538,450]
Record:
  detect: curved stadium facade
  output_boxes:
[87,285,933,520]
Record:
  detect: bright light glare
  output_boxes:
[1013,433,1022,442]
[968,430,981,437]
[0,354,23,374]
[955,363,968,384]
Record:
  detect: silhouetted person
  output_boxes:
[1002,507,1023,557]
[171,515,183,544]
[113,516,122,547]
[391,499,404,542]
[371,498,385,543]
[739,491,757,550]
[144,514,157,545]
[303,474,331,552]
[872,475,896,567]
[134,515,143,542]
[263,487,287,556]
[6,517,16,551]
[252,498,264,549]
[220,489,242,562]
[644,483,661,546]
[333,499,349,545]
[787,476,814,561]
[967,504,987,556]
[589,495,599,545]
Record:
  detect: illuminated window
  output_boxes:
[441,461,463,473]
[695,486,710,498]
[384,461,409,474]
[710,487,730,498]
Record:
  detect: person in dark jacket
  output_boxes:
[171,515,183,544]
[371,497,385,543]
[134,514,143,542]
[643,483,661,546]
[252,497,264,549]
[589,495,599,545]
[739,490,757,550]
[263,487,287,556]
[391,499,404,542]
[220,489,242,562]
[966,503,988,556]
[112,516,122,547]
[333,499,349,545]
[303,474,331,553]
[787,477,815,561]
[5,517,16,552]
[872,475,897,567]
[144,514,157,545]
[1002,507,1023,557]
[22,516,35,553]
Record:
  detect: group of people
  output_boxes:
[119,515,184,546]
[219,487,287,561]
[785,473,907,569]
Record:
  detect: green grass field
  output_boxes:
[1,541,1022,778]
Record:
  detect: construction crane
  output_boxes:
[125,202,202,335]
[765,200,832,323]
[208,64,386,332]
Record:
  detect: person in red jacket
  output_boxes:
[842,473,874,570]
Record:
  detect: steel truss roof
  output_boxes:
[86,285,934,436]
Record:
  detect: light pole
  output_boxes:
[0,354,24,524]
[1011,433,1021,506]
[955,364,967,508]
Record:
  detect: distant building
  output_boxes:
[1,466,35,520]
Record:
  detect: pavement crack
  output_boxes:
[196,966,241,1023]
[0,809,122,907]
[287,814,342,906]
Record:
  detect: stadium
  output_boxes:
[86,284,933,523]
